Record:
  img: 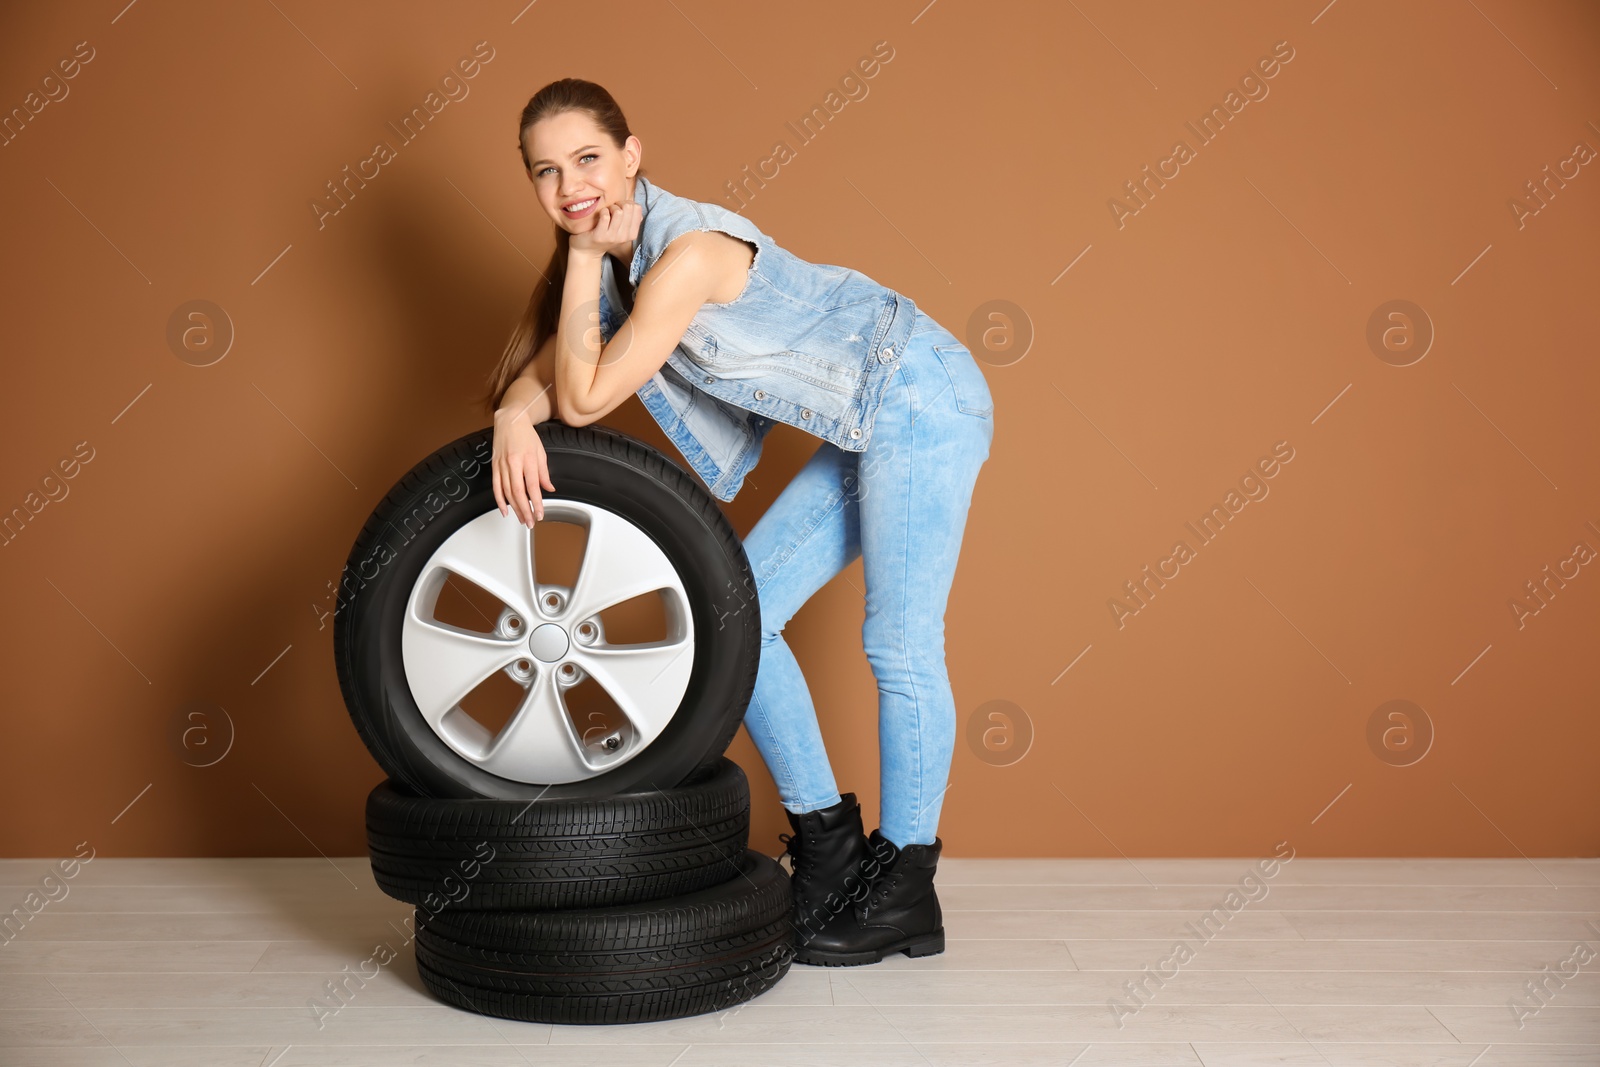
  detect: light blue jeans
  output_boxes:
[738,309,995,848]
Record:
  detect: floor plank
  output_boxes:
[0,855,1594,1064]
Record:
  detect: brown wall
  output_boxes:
[2,1,1597,861]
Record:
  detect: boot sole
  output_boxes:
[792,928,945,966]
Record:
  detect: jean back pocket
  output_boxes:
[931,343,995,419]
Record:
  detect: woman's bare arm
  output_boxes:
[495,332,558,427]
[492,331,558,528]
[556,230,730,426]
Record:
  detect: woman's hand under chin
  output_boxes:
[569,200,642,262]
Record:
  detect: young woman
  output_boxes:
[482,79,994,967]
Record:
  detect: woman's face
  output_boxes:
[523,111,640,234]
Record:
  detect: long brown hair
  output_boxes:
[479,78,643,417]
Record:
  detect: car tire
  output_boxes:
[332,423,761,800]
[366,756,750,911]
[412,847,793,1025]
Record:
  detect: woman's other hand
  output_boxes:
[492,408,556,527]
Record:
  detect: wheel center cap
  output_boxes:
[527,623,570,662]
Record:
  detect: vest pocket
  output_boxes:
[931,344,994,418]
[783,350,865,394]
[680,323,729,372]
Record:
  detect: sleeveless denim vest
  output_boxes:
[595,174,917,502]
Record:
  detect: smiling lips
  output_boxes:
[562,196,600,218]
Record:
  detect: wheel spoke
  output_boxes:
[478,670,593,783]
[401,615,523,729]
[574,636,695,741]
[427,510,539,618]
[567,507,684,621]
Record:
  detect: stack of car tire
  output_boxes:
[332,424,793,1024]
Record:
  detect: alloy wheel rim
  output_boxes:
[401,501,695,784]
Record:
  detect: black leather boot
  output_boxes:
[777,794,884,954]
[793,827,946,966]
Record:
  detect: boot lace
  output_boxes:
[866,871,901,907]
[778,831,810,878]
[862,837,903,912]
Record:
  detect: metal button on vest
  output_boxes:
[800,408,812,419]
[754,389,766,400]
[703,375,714,384]
[879,344,896,363]
[850,428,861,439]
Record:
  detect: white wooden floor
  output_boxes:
[2,854,1597,1065]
